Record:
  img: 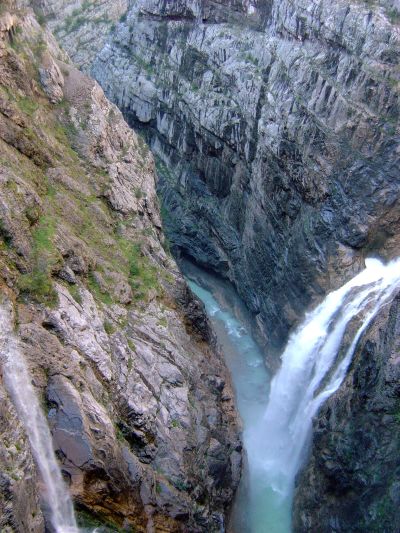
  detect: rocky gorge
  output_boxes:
[0,0,399,531]
[42,0,400,356]
[0,3,240,531]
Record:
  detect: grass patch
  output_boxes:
[127,339,136,351]
[17,96,39,116]
[87,272,114,305]
[134,187,144,199]
[60,2,112,34]
[109,237,160,301]
[69,284,82,305]
[18,216,59,305]
[158,317,167,328]
[125,243,159,299]
[387,8,400,24]
[18,271,56,305]
[63,14,87,33]
[103,320,115,335]
[128,244,141,277]
[76,508,125,533]
[35,12,47,26]
[173,478,188,492]
[132,53,154,76]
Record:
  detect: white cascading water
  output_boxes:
[0,302,78,533]
[188,257,400,533]
[249,257,400,506]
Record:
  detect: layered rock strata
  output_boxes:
[294,292,400,533]
[2,0,400,531]
[0,5,240,531]
[39,0,400,356]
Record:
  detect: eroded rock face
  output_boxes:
[293,292,400,533]
[0,6,240,531]
[41,0,400,358]
[32,0,129,70]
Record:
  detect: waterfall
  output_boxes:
[250,257,400,501]
[0,302,78,533]
[186,257,400,532]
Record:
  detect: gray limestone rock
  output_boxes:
[39,51,64,104]
[293,292,400,532]
[0,7,241,531]
[47,0,399,359]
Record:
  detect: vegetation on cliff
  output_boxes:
[0,5,240,531]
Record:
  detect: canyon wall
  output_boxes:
[294,291,400,532]
[40,0,400,356]
[0,4,240,530]
[2,0,400,531]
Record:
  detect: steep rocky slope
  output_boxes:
[38,0,400,358]
[0,5,240,531]
[2,0,400,532]
[294,291,400,533]
[31,0,128,70]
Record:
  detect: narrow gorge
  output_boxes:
[0,0,399,532]
[0,4,240,531]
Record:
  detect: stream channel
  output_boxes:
[183,260,291,533]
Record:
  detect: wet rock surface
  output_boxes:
[293,292,400,533]
[0,377,44,533]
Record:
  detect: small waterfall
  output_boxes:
[0,302,78,533]
[251,257,400,502]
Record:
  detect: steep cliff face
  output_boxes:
[293,291,400,533]
[40,0,400,357]
[31,0,128,70]
[0,5,240,531]
[2,0,400,531]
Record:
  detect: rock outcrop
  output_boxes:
[293,291,400,533]
[38,0,400,358]
[31,0,128,70]
[0,4,240,531]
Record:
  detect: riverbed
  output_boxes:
[183,261,292,533]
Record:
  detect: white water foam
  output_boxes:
[0,303,78,533]
[252,258,400,499]
[188,257,400,533]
